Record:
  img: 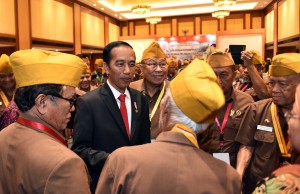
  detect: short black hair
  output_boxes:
[14,84,63,113]
[103,41,134,66]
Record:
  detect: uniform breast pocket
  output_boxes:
[254,130,275,158]
[224,117,242,141]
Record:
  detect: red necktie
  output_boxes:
[118,94,130,138]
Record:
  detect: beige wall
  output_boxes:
[278,0,300,39]
[31,0,73,42]
[81,11,104,47]
[109,23,120,43]
[265,11,274,43]
[0,0,15,35]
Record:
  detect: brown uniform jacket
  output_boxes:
[235,98,297,193]
[130,79,169,139]
[96,130,242,194]
[198,89,254,167]
[0,122,91,194]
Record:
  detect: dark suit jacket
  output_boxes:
[72,82,150,193]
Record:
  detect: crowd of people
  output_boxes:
[0,41,300,194]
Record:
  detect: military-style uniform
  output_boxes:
[130,79,169,139]
[236,98,297,193]
[198,89,253,167]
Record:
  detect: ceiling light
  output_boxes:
[145,16,161,24]
[131,5,151,14]
[212,10,230,19]
[214,0,236,7]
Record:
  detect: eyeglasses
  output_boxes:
[144,62,167,69]
[50,94,78,109]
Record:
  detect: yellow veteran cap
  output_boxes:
[0,54,13,73]
[83,63,91,74]
[251,50,263,65]
[207,51,235,67]
[10,49,85,87]
[95,58,103,65]
[142,42,166,60]
[269,53,300,76]
[170,58,225,123]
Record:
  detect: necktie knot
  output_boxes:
[118,94,126,102]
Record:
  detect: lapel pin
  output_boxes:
[230,110,235,117]
[265,119,270,124]
[134,102,138,113]
[236,110,242,116]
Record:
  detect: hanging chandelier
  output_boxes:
[131,5,151,14]
[145,16,162,24]
[213,0,236,7]
[212,10,230,19]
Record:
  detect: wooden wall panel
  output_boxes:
[278,0,300,39]
[178,21,194,36]
[31,0,73,42]
[0,0,15,35]
[109,23,120,43]
[135,25,149,36]
[252,17,262,29]
[226,18,244,31]
[265,11,274,43]
[156,23,171,37]
[122,26,128,36]
[202,20,218,34]
[81,11,104,47]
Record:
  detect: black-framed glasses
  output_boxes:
[50,94,78,109]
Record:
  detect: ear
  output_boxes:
[104,62,109,75]
[35,94,48,115]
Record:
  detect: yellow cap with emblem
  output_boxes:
[269,53,300,76]
[170,58,225,123]
[10,49,85,87]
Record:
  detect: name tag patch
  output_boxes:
[257,125,273,132]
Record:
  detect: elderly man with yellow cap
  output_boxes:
[237,50,270,101]
[0,54,16,116]
[96,58,242,194]
[130,42,169,140]
[0,49,91,194]
[235,53,300,194]
[197,51,254,168]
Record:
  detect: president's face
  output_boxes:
[104,46,136,93]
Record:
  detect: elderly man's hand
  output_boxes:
[241,51,253,67]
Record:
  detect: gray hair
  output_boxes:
[165,89,210,134]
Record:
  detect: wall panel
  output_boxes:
[109,23,120,43]
[0,0,15,35]
[278,0,300,39]
[135,25,149,36]
[31,0,73,42]
[156,23,171,37]
[265,11,274,43]
[178,22,194,36]
[252,17,262,29]
[202,20,218,34]
[226,18,244,30]
[81,11,104,47]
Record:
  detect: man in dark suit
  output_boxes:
[72,41,151,193]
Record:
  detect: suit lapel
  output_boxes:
[129,88,138,139]
[101,83,129,139]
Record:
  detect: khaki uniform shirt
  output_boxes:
[96,130,242,194]
[198,89,254,167]
[236,98,297,193]
[0,122,91,194]
[130,79,169,139]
